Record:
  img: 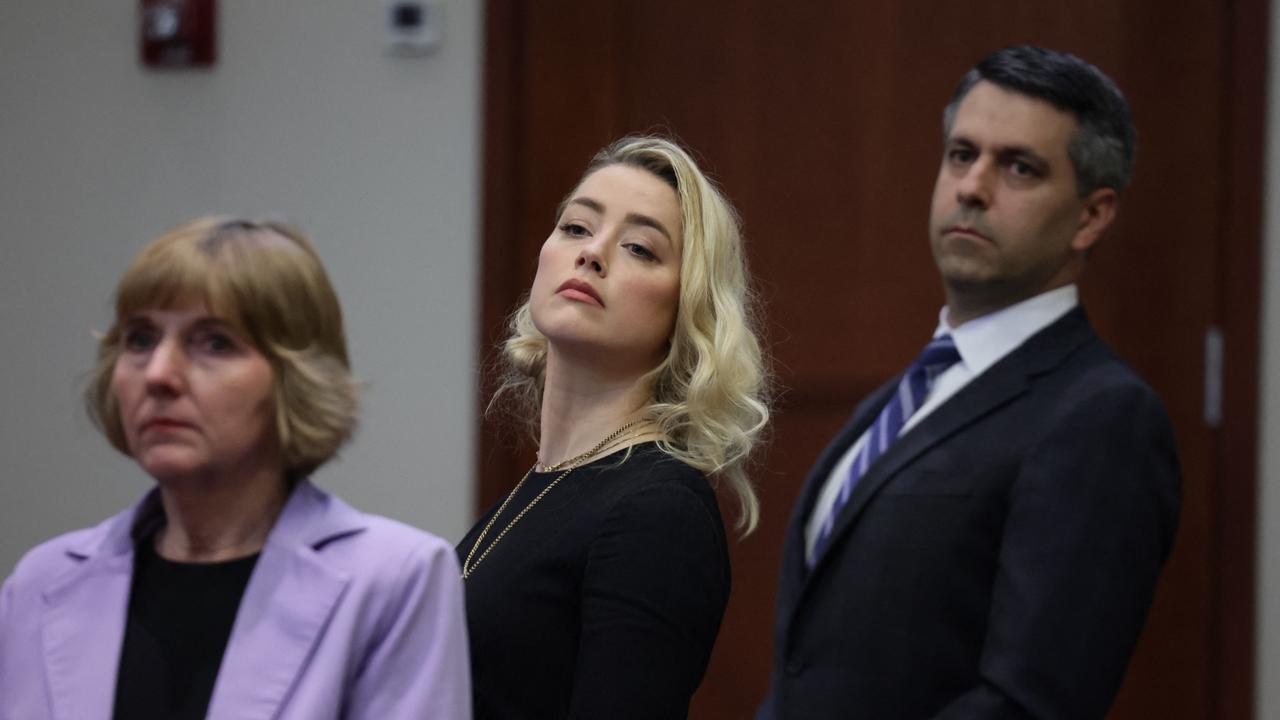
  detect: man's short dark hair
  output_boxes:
[942,45,1136,196]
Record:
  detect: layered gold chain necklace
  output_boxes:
[461,420,640,580]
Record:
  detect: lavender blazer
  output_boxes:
[0,479,471,720]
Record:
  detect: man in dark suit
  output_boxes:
[759,46,1181,719]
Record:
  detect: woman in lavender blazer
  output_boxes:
[0,217,470,720]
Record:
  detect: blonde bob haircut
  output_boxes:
[497,136,771,535]
[85,216,357,480]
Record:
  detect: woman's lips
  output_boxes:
[141,418,193,434]
[556,279,604,307]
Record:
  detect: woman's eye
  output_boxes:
[625,243,656,261]
[559,222,590,238]
[121,327,158,352]
[194,331,238,355]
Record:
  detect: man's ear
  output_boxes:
[1071,187,1118,253]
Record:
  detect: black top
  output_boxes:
[458,442,731,720]
[112,535,259,720]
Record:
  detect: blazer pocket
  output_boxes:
[881,470,972,497]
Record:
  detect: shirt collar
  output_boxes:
[933,284,1079,376]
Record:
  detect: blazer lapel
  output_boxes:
[206,481,364,720]
[804,369,1028,581]
[40,496,159,720]
[801,307,1096,584]
[776,383,894,628]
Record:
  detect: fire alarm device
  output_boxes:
[140,0,216,68]
[386,0,444,56]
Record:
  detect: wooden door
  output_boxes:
[477,2,1264,717]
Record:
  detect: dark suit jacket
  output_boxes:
[759,307,1181,720]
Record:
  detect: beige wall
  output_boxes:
[0,1,481,571]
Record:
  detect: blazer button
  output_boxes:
[785,657,805,675]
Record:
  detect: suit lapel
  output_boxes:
[41,554,132,720]
[206,481,363,720]
[40,496,158,720]
[775,384,895,628]
[794,308,1096,599]
[803,367,1028,581]
[792,387,895,529]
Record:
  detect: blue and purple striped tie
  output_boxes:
[809,335,961,566]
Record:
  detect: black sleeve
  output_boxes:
[931,381,1181,719]
[567,483,729,719]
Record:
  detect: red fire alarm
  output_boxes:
[140,0,216,68]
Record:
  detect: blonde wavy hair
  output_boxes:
[495,136,771,534]
[85,216,358,480]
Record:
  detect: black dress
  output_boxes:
[458,442,730,719]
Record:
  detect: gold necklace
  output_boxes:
[461,420,639,580]
[536,430,622,471]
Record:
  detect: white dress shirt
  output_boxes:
[803,284,1081,563]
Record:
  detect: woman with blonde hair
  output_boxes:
[458,136,770,719]
[0,217,470,719]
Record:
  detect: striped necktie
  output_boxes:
[809,335,961,566]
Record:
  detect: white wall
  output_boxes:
[0,1,481,572]
[1260,1,1280,714]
